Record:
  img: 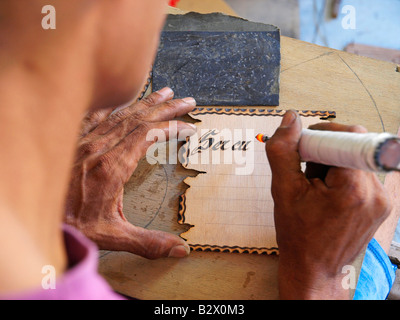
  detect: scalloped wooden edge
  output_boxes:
[190,107,336,119]
[189,244,279,255]
[178,108,336,255]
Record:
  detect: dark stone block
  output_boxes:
[152,13,281,106]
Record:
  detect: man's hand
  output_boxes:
[65,87,197,259]
[266,110,391,299]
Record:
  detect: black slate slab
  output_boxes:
[152,13,281,106]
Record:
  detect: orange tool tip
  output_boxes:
[256,133,265,143]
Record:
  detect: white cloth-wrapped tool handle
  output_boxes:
[299,129,397,172]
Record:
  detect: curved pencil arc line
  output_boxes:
[338,54,385,132]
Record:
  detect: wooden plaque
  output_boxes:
[178,108,335,254]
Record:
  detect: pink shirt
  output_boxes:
[1,225,125,300]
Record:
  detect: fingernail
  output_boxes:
[182,97,196,106]
[157,87,174,99]
[168,244,191,258]
[281,110,297,127]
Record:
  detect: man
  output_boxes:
[0,0,396,299]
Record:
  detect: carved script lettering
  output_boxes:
[189,129,252,156]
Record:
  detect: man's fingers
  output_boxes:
[115,98,196,139]
[81,87,174,137]
[324,167,363,189]
[95,120,197,179]
[86,88,175,136]
[123,120,197,162]
[140,97,197,122]
[266,110,307,192]
[88,89,195,138]
[111,87,175,121]
[324,167,391,229]
[80,108,115,137]
[138,87,175,109]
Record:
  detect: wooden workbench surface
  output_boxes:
[98,6,400,300]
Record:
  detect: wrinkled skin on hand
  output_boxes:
[65,88,197,259]
[266,110,392,299]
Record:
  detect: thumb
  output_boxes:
[266,110,306,187]
[117,222,191,260]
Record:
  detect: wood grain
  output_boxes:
[98,7,400,300]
